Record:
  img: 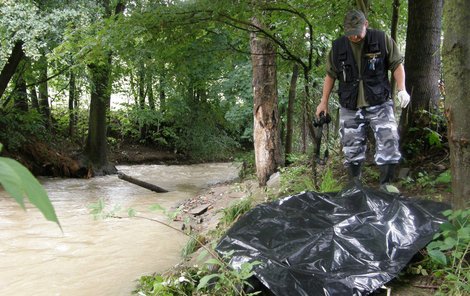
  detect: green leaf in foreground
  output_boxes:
[197,274,220,290]
[0,156,61,228]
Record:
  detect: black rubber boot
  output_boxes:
[379,164,400,194]
[348,162,362,185]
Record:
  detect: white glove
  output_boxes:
[397,90,410,108]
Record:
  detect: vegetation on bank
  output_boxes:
[132,150,468,296]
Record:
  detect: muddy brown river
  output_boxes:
[0,163,240,296]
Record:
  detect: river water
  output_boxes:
[0,163,240,296]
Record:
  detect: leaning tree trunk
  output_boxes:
[400,0,443,149]
[250,17,283,186]
[0,41,24,100]
[443,0,470,209]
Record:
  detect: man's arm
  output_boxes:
[393,63,406,91]
[316,74,336,117]
[393,63,410,108]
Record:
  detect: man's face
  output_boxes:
[347,21,368,43]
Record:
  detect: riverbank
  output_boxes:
[136,170,448,296]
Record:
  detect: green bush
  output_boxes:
[279,165,315,196]
[133,254,261,296]
[427,208,470,295]
[0,110,48,150]
[220,197,253,228]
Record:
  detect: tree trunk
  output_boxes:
[68,69,77,137]
[0,41,25,100]
[159,76,166,112]
[443,0,470,209]
[301,110,307,153]
[13,61,28,112]
[400,0,443,148]
[250,17,283,186]
[138,65,145,109]
[83,1,124,176]
[285,63,299,159]
[390,0,400,98]
[38,54,52,128]
[29,84,39,110]
[138,65,146,140]
[85,60,116,176]
[147,74,155,110]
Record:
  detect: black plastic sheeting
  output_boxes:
[216,185,448,296]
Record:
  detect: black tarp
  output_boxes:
[215,185,448,296]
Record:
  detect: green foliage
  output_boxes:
[88,198,106,219]
[0,144,60,228]
[182,235,203,258]
[149,203,185,223]
[52,106,89,145]
[234,152,256,180]
[435,170,452,184]
[87,197,121,220]
[426,208,470,295]
[403,110,447,156]
[361,165,380,185]
[402,170,452,192]
[220,198,253,228]
[407,264,429,276]
[109,106,172,146]
[317,167,342,192]
[279,154,315,196]
[134,253,262,296]
[0,110,48,151]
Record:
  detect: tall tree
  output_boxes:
[84,1,125,176]
[250,17,283,186]
[443,0,470,209]
[400,0,443,150]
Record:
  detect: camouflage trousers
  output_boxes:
[339,100,401,166]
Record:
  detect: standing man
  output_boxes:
[315,9,410,193]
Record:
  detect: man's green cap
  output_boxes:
[344,9,366,36]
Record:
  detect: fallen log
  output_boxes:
[117,172,169,193]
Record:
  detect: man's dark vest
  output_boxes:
[332,29,391,110]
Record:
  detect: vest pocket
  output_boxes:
[364,79,388,105]
[338,84,358,109]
